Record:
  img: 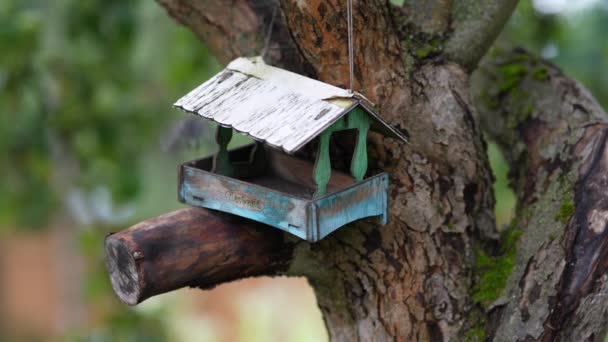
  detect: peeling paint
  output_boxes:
[174,57,408,154]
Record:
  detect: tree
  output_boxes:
[104,0,608,340]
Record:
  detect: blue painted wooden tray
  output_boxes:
[178,144,388,242]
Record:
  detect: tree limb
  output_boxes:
[403,0,453,35]
[472,47,608,341]
[157,0,519,81]
[104,208,294,305]
[156,0,311,74]
[279,0,405,103]
[445,0,519,70]
[391,0,518,70]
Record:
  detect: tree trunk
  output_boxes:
[472,48,608,341]
[104,1,608,340]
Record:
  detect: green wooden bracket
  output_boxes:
[348,108,371,181]
[313,107,372,196]
[314,129,333,197]
[213,125,234,176]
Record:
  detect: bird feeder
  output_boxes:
[174,57,408,242]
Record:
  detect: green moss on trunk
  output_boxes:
[554,196,574,224]
[472,224,522,308]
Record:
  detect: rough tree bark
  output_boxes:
[472,48,608,341]
[104,1,608,341]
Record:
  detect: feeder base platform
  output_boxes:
[178,145,388,242]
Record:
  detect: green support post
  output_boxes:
[312,108,372,196]
[314,130,332,197]
[348,108,371,181]
[213,125,234,176]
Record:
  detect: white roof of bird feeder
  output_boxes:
[174,57,408,154]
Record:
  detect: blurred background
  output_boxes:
[0,0,606,341]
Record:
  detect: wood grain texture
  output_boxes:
[104,208,293,305]
[175,66,353,154]
[174,57,407,154]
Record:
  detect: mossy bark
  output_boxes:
[472,48,608,341]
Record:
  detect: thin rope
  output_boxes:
[347,0,354,93]
[262,5,279,61]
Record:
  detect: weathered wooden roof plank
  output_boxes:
[174,57,408,154]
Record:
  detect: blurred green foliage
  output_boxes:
[489,0,608,227]
[0,0,219,230]
[1,0,219,339]
[507,0,608,107]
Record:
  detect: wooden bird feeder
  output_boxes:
[174,57,408,242]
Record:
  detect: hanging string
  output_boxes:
[347,0,355,93]
[262,4,279,61]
